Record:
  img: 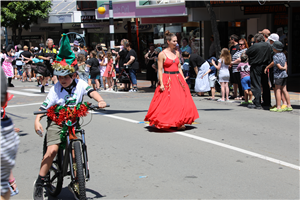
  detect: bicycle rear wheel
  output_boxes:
[43,134,63,196]
[74,141,86,200]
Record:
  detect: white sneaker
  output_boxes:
[129,88,138,92]
[33,180,44,200]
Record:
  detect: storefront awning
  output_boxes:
[95,1,187,20]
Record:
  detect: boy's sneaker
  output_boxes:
[129,88,138,92]
[270,107,283,112]
[248,100,253,104]
[68,182,80,200]
[269,105,276,110]
[241,101,249,105]
[33,180,44,200]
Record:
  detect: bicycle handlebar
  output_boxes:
[33,104,110,115]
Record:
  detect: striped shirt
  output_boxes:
[232,48,247,73]
[1,116,19,195]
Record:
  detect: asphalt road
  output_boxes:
[6,80,300,200]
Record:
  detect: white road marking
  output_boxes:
[96,112,300,171]
[7,102,43,108]
[6,103,300,171]
[23,89,49,93]
[7,90,45,96]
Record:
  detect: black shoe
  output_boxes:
[261,103,271,107]
[248,104,256,109]
[41,86,45,93]
[8,84,14,87]
[33,180,44,200]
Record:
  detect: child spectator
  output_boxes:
[86,51,100,91]
[103,51,115,91]
[99,53,107,90]
[265,41,292,112]
[237,52,253,104]
[181,56,191,85]
[77,54,88,83]
[211,48,231,102]
[202,57,218,100]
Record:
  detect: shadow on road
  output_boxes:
[98,109,148,114]
[5,112,27,119]
[198,108,233,111]
[145,125,197,133]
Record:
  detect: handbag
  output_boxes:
[118,70,131,83]
[31,63,48,76]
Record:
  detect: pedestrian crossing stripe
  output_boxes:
[7,90,45,96]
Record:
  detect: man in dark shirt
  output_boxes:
[229,34,240,57]
[246,33,273,109]
[20,46,33,82]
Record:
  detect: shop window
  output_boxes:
[77,1,97,11]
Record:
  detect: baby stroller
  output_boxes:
[115,68,131,92]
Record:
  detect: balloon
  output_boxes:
[98,7,106,15]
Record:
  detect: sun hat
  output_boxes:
[268,33,279,42]
[271,41,284,51]
[73,40,79,46]
[259,29,271,37]
[34,47,39,51]
[52,33,77,76]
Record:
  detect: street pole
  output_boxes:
[109,0,114,51]
[5,27,8,46]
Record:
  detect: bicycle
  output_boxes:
[33,103,109,200]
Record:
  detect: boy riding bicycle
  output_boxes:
[33,34,106,200]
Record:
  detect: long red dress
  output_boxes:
[144,54,199,129]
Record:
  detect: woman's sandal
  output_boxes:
[177,125,186,131]
[9,179,19,196]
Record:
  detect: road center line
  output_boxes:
[7,104,299,171]
[96,112,300,171]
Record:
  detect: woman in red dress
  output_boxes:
[144,30,199,130]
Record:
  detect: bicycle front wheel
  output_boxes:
[74,141,86,200]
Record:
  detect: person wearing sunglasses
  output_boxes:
[230,38,249,100]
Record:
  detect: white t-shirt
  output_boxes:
[40,79,94,110]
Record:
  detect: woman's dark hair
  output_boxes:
[165,30,176,42]
[182,51,190,58]
[230,34,239,42]
[73,47,78,51]
[182,38,188,43]
[6,45,14,53]
[125,42,132,48]
[254,33,264,43]
[77,54,86,63]
[90,50,97,58]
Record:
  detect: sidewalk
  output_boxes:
[135,72,300,104]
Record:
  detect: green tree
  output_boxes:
[1,0,52,44]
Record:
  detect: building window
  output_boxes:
[77,1,97,11]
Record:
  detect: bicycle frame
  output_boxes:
[60,122,90,183]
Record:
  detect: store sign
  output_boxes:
[81,15,97,23]
[31,26,63,32]
[185,0,257,8]
[244,5,287,15]
[96,1,187,19]
[141,16,188,24]
[62,23,108,29]
[124,24,152,31]
[14,35,41,40]
[48,14,73,23]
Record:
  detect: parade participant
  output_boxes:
[144,30,199,130]
[1,68,20,200]
[1,45,16,87]
[38,38,58,93]
[33,34,107,200]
